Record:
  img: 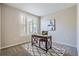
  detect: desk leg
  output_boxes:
[50,36,52,49]
[31,36,33,45]
[45,39,48,53]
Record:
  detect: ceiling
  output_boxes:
[5,3,76,16]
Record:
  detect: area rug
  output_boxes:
[22,42,65,56]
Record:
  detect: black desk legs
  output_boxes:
[31,36,33,45]
[39,40,40,48]
[50,37,52,49]
[31,35,52,53]
[45,38,48,53]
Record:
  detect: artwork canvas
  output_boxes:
[47,19,56,31]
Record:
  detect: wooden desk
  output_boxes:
[31,34,52,52]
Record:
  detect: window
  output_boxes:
[20,14,39,36]
[20,15,27,36]
[32,19,38,33]
[27,18,38,34]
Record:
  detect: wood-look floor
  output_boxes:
[52,42,78,56]
[0,45,31,56]
[0,42,78,56]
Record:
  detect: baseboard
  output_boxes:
[1,41,30,49]
[54,41,76,48]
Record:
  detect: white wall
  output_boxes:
[41,5,77,47]
[1,5,39,49]
[77,4,79,56]
[0,4,1,49]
